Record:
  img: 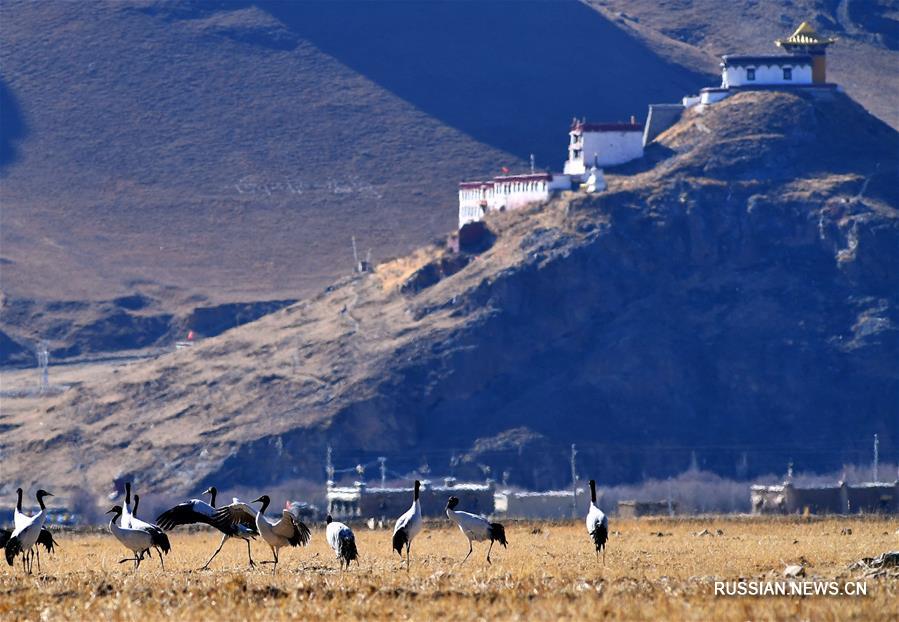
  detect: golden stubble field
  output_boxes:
[1,517,897,621]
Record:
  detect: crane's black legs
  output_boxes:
[245,537,255,567]
[260,546,279,574]
[201,533,228,570]
[156,547,165,571]
[462,541,473,564]
[405,541,412,571]
[486,540,494,564]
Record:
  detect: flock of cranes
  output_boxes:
[3,480,608,575]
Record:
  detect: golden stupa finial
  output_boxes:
[776,21,836,48]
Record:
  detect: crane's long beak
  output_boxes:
[251,496,264,504]
[105,508,117,515]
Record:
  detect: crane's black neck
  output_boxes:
[208,487,217,508]
[125,482,132,507]
[36,493,47,511]
[258,497,270,513]
[413,480,421,502]
[16,488,22,512]
[590,480,597,503]
[133,495,140,518]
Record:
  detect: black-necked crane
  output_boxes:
[213,495,310,574]
[156,486,259,569]
[2,488,57,573]
[445,496,507,564]
[391,480,423,570]
[4,489,52,574]
[106,505,155,570]
[325,514,358,570]
[120,483,170,568]
[4,488,59,573]
[586,479,608,563]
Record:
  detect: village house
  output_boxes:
[751,481,899,515]
[327,478,495,521]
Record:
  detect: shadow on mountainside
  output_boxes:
[0,78,27,169]
[257,0,712,161]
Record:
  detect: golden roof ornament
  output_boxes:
[776,22,836,49]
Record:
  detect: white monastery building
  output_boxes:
[458,119,644,229]
[458,22,838,232]
[458,173,573,229]
[563,119,644,174]
[687,22,837,106]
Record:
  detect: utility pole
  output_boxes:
[326,444,334,484]
[37,341,49,394]
[570,444,578,518]
[873,434,879,482]
[378,456,387,489]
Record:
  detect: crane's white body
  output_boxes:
[9,509,46,556]
[326,520,354,554]
[585,479,609,564]
[586,504,607,540]
[109,515,153,557]
[392,499,422,543]
[446,508,491,542]
[13,502,28,531]
[326,519,358,569]
[255,508,298,549]
[445,498,506,563]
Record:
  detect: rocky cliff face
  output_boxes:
[3,91,896,500]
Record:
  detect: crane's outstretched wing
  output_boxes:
[273,510,311,547]
[211,502,257,533]
[156,500,216,531]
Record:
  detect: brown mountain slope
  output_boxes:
[2,89,896,502]
[0,0,711,361]
[0,0,709,304]
[2,2,895,365]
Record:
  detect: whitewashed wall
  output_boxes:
[565,130,644,173]
[723,62,812,87]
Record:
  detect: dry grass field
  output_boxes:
[2,517,897,621]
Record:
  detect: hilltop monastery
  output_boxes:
[458,22,838,231]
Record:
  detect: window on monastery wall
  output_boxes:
[746,67,756,81]
[783,67,792,80]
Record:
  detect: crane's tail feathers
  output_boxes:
[0,529,11,548]
[38,528,58,554]
[4,536,22,566]
[151,529,171,554]
[392,528,408,556]
[591,523,609,551]
[339,535,359,565]
[489,523,508,548]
